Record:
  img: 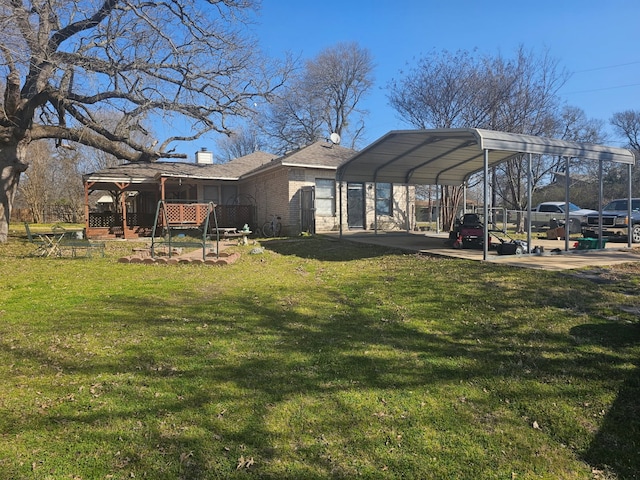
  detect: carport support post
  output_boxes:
[338,181,343,239]
[598,160,604,248]
[435,184,440,234]
[564,156,570,252]
[373,182,378,233]
[483,149,489,261]
[406,184,411,232]
[463,184,467,214]
[628,163,633,248]
[526,153,532,254]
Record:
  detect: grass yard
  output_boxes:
[0,229,639,479]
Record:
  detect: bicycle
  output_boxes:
[262,214,282,237]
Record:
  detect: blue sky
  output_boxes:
[249,0,640,148]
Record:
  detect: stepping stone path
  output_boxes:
[118,247,241,266]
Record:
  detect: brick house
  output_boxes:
[82,140,415,239]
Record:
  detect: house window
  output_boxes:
[315,179,335,216]
[203,185,218,203]
[376,183,393,216]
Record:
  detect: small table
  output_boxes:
[37,230,67,257]
[38,228,84,257]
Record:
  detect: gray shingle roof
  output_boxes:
[280,140,356,167]
[242,141,356,177]
[83,141,356,185]
[83,151,276,183]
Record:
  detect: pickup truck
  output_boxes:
[526,202,597,233]
[583,198,640,243]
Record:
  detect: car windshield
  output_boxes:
[567,203,581,212]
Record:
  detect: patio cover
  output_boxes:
[336,128,635,185]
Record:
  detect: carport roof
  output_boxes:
[337,128,635,186]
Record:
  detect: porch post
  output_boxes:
[84,181,91,239]
[120,190,128,239]
[114,182,132,239]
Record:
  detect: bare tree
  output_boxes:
[17,141,53,223]
[388,49,483,129]
[264,92,326,153]
[387,47,593,231]
[264,42,374,153]
[387,49,487,230]
[0,0,291,241]
[608,110,640,199]
[611,110,640,151]
[18,140,86,222]
[80,146,123,174]
[485,49,567,222]
[216,125,268,162]
[54,148,86,222]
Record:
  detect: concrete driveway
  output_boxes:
[323,230,640,271]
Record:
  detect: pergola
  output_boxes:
[336,128,636,259]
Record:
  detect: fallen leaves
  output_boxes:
[236,455,254,469]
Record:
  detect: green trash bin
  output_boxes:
[576,238,607,250]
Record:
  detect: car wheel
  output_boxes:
[632,224,640,243]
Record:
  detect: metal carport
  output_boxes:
[336,128,636,260]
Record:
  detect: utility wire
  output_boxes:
[561,60,640,94]
[564,82,640,95]
[572,60,640,74]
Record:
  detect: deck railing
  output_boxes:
[87,205,255,237]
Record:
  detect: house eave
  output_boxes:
[281,163,338,170]
[158,173,241,182]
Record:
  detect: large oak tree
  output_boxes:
[0,0,290,241]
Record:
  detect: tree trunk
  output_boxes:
[440,185,463,232]
[0,143,29,242]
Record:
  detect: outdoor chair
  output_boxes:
[24,222,48,256]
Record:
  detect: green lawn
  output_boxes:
[1,229,639,479]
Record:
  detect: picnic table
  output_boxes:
[213,227,252,245]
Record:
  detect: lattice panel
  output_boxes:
[214,205,254,228]
[164,203,210,225]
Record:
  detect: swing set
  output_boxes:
[150,201,220,261]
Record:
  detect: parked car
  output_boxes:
[526,202,597,234]
[584,198,640,243]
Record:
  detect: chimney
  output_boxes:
[195,147,213,164]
